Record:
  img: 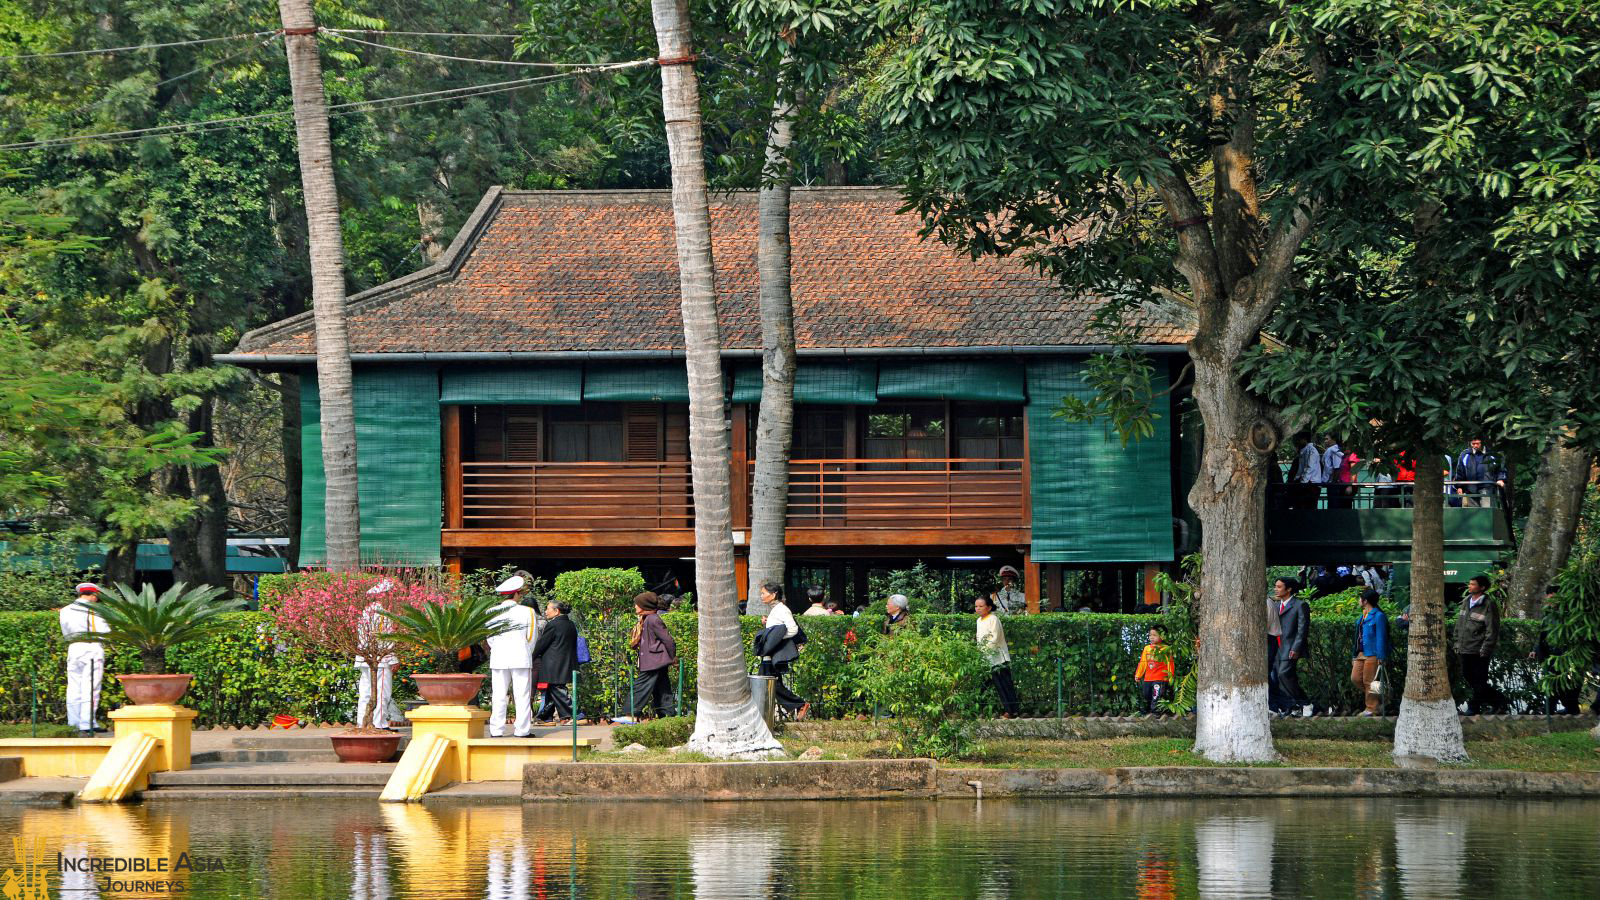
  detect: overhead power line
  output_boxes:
[0,60,654,152]
[322,29,523,40]
[0,31,276,62]
[331,32,603,68]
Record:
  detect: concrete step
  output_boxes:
[141,787,382,801]
[189,748,343,765]
[0,776,83,806]
[211,731,410,752]
[147,762,393,788]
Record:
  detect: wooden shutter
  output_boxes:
[624,403,663,461]
[473,406,505,460]
[664,407,689,461]
[504,407,542,461]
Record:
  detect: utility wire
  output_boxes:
[331,32,604,68]
[0,32,276,62]
[0,60,653,151]
[69,33,280,117]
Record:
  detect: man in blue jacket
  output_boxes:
[1453,437,1506,508]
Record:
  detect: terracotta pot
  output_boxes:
[412,673,485,705]
[330,732,402,764]
[117,673,193,705]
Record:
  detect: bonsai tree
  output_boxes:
[380,593,518,673]
[69,582,243,674]
[270,571,448,731]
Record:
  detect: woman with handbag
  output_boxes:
[1351,589,1391,715]
[628,591,677,719]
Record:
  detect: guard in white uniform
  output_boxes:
[60,582,109,735]
[486,575,538,738]
[355,579,398,729]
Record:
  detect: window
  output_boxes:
[955,404,1023,468]
[547,403,624,461]
[863,404,947,462]
[794,407,848,459]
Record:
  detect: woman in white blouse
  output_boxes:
[756,582,808,720]
[975,595,1020,718]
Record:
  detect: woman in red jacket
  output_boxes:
[1134,627,1175,713]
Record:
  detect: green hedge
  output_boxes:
[0,609,1545,726]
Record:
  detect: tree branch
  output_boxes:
[1241,191,1321,332]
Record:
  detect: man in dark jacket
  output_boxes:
[531,600,578,723]
[1273,578,1314,717]
[1455,575,1502,714]
[1453,438,1506,508]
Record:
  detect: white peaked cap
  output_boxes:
[76,582,101,594]
[366,579,396,596]
[496,575,526,594]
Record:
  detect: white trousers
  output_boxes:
[66,651,104,731]
[489,668,533,737]
[355,662,394,728]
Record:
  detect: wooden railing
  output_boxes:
[767,458,1025,530]
[457,457,1025,532]
[460,461,693,531]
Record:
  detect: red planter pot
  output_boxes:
[412,673,485,705]
[330,733,402,764]
[117,674,193,705]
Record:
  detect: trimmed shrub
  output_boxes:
[613,715,694,749]
[555,568,646,621]
[857,627,992,757]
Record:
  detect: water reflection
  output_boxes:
[3,797,1597,898]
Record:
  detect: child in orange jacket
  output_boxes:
[1134,627,1174,713]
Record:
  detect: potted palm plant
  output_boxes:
[381,593,518,704]
[68,582,244,704]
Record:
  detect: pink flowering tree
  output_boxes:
[270,570,450,731]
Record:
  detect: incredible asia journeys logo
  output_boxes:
[6,836,226,897]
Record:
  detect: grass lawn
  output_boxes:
[592,731,1600,772]
[0,722,80,738]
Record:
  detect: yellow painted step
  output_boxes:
[381,732,453,803]
[80,732,159,803]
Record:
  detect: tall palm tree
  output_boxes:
[650,0,780,756]
[746,88,798,602]
[278,0,360,571]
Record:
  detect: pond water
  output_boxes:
[4,797,1597,898]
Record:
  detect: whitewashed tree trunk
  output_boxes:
[279,0,360,571]
[650,0,780,757]
[1393,458,1467,761]
[746,91,797,603]
[1503,435,1592,618]
[1188,355,1279,762]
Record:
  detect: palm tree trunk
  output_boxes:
[1503,434,1592,618]
[278,0,360,571]
[650,0,780,756]
[1393,455,1466,761]
[746,89,797,603]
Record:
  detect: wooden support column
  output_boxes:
[1024,551,1041,613]
[829,561,847,608]
[444,555,464,576]
[1045,563,1064,612]
[443,405,463,530]
[734,554,750,605]
[853,563,870,610]
[731,404,751,530]
[1142,563,1161,608]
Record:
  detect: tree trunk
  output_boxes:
[1393,457,1466,761]
[169,396,228,588]
[650,0,780,757]
[1187,355,1279,762]
[1503,435,1592,618]
[746,91,797,603]
[278,0,360,571]
[102,542,139,586]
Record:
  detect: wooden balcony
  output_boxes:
[448,457,1028,551]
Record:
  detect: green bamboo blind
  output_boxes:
[730,361,878,405]
[298,368,442,567]
[582,362,690,403]
[1026,360,1174,563]
[439,366,581,405]
[875,360,1026,402]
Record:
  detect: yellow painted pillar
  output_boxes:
[405,705,488,785]
[109,704,198,771]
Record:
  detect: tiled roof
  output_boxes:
[233,187,1192,357]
